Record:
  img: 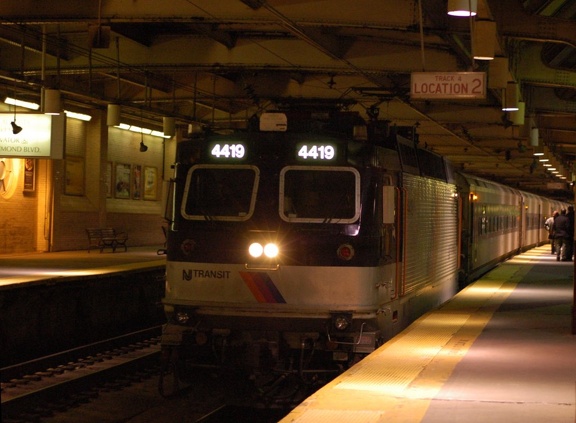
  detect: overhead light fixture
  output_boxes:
[4,97,40,110]
[128,125,151,135]
[64,110,92,121]
[107,104,121,126]
[139,140,148,152]
[163,116,176,137]
[42,88,62,115]
[530,127,539,146]
[11,121,22,134]
[6,96,24,134]
[502,81,519,112]
[473,20,497,60]
[510,101,525,126]
[447,0,477,17]
[112,122,171,138]
[533,146,544,156]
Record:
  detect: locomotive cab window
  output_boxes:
[181,164,259,221]
[279,166,360,223]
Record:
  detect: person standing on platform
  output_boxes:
[545,211,558,254]
[566,205,574,261]
[552,209,570,261]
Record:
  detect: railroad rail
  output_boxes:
[2,325,296,422]
[1,327,162,421]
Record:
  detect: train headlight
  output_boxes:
[264,243,279,258]
[249,242,264,257]
[249,242,279,258]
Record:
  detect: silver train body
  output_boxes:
[457,173,567,283]
[159,113,567,396]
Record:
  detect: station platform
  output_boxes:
[0,245,166,288]
[0,246,167,366]
[280,245,576,423]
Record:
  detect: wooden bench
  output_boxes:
[86,228,128,253]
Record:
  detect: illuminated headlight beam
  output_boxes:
[249,242,279,258]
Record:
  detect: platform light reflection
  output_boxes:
[335,313,471,399]
[0,268,102,277]
[510,251,569,264]
[505,286,572,302]
[43,269,107,276]
[463,283,515,296]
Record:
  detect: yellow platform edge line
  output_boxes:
[280,254,541,423]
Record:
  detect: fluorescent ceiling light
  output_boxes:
[64,110,92,121]
[5,97,40,110]
[113,122,171,138]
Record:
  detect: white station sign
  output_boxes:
[411,72,486,99]
[0,113,65,159]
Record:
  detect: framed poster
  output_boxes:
[132,164,142,200]
[143,166,158,200]
[105,161,112,198]
[114,162,131,199]
[23,158,36,192]
[64,156,85,196]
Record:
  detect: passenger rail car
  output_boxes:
[159,112,568,401]
[457,174,568,285]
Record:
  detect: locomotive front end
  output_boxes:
[159,113,388,399]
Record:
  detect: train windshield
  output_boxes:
[279,166,361,223]
[181,164,260,221]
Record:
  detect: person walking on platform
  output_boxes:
[566,205,574,261]
[545,211,558,254]
[552,209,570,261]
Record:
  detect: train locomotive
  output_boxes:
[159,111,566,401]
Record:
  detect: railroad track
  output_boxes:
[2,325,295,422]
[1,326,162,422]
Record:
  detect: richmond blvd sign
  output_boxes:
[0,113,64,159]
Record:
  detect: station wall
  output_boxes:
[0,108,175,254]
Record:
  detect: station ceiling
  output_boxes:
[0,0,575,200]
